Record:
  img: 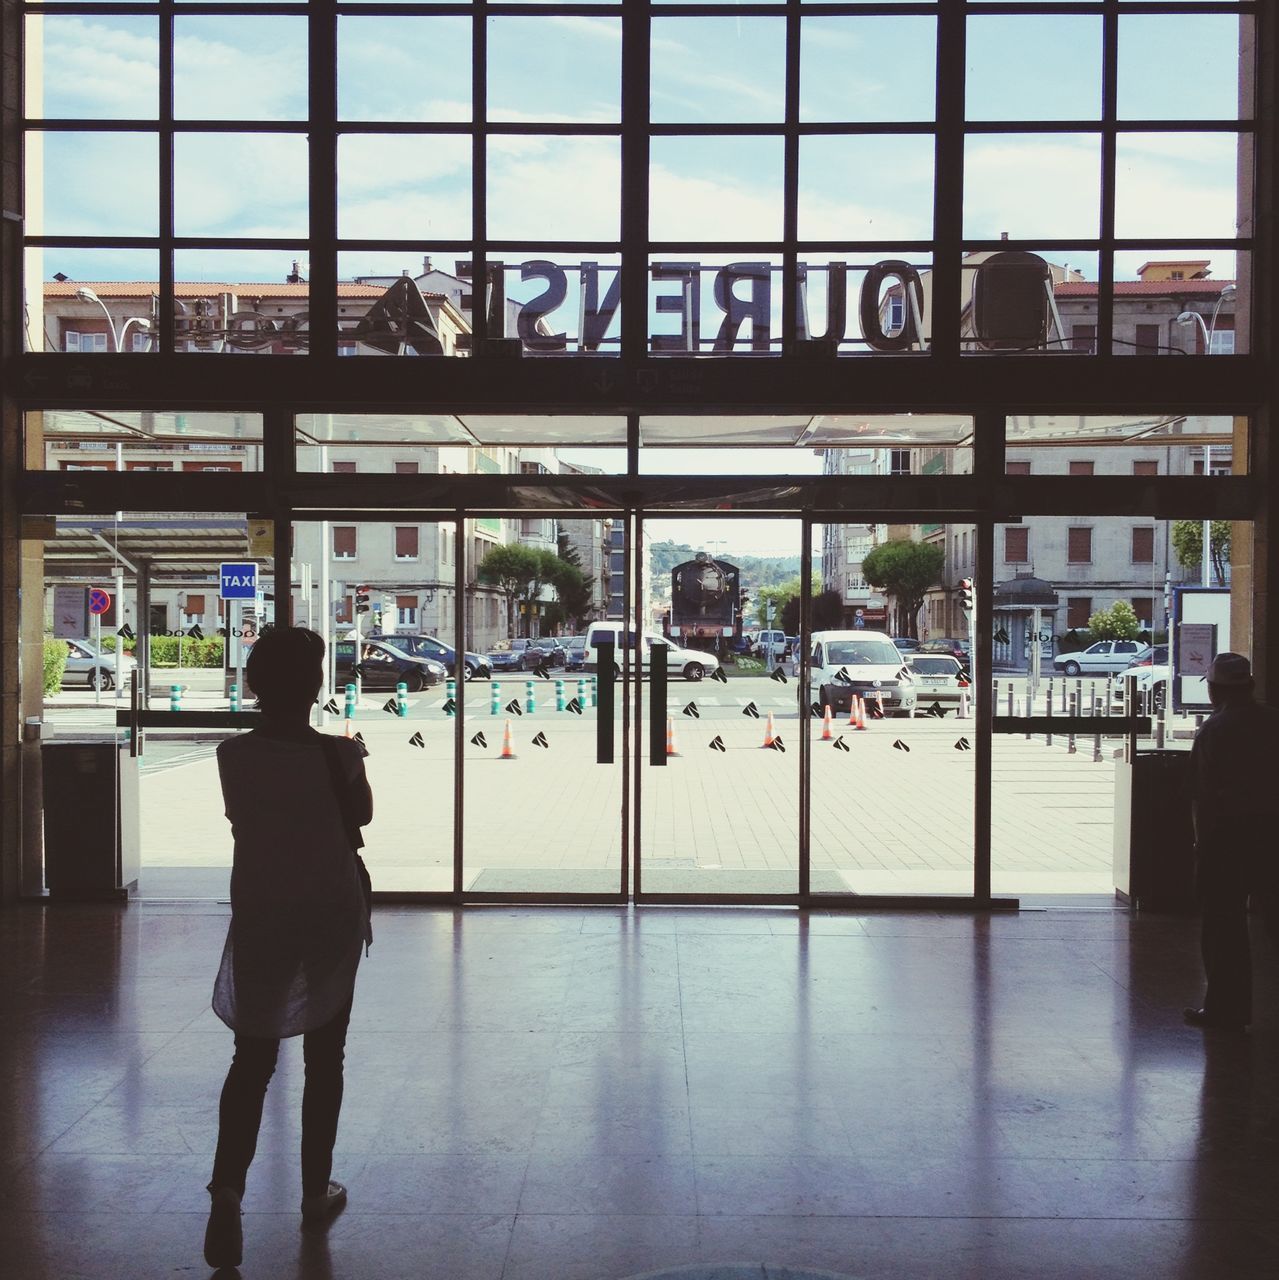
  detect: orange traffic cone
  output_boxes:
[821,704,834,741]
[847,696,858,726]
[957,675,970,719]
[498,718,516,760]
[854,695,868,731]
[761,710,776,748]
[874,690,885,718]
[666,716,680,757]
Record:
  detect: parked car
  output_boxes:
[753,629,788,660]
[334,639,446,691]
[486,647,525,674]
[904,654,967,705]
[562,636,587,671]
[370,632,491,680]
[62,638,137,691]
[806,630,916,717]
[510,637,567,670]
[892,636,922,654]
[918,637,971,666]
[1126,643,1168,670]
[582,622,721,682]
[1052,639,1150,677]
[729,634,754,656]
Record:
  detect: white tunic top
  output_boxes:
[212,730,367,1039]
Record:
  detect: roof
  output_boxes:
[43,281,446,301]
[1055,279,1235,298]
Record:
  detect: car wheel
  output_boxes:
[462,665,475,681]
[403,671,425,693]
[1062,660,1081,677]
[683,663,705,682]
[88,668,113,690]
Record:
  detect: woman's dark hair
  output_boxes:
[245,626,325,715]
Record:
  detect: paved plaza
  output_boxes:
[34,675,1163,900]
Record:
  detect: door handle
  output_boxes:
[596,640,615,764]
[649,643,667,766]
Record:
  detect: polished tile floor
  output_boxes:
[1,902,1277,1279]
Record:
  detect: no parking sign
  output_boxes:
[88,588,111,616]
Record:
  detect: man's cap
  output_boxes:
[1206,651,1252,686]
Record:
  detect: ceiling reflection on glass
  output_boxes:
[1006,413,1236,445]
[296,413,627,447]
[40,409,264,441]
[639,414,974,447]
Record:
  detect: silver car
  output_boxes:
[905,653,967,705]
[1052,639,1150,677]
[62,638,137,691]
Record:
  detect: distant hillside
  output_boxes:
[649,540,801,593]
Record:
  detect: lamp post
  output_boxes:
[73,286,152,352]
[1175,284,1236,588]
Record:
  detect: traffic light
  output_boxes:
[355,584,371,614]
[959,577,975,614]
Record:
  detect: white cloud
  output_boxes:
[36,18,159,118]
[175,135,308,238]
[173,18,309,120]
[487,137,620,241]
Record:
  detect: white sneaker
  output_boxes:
[300,1180,347,1221]
[203,1186,243,1268]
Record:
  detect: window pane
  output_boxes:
[175,18,308,120]
[490,16,620,123]
[32,250,158,355]
[338,135,471,240]
[488,137,620,242]
[33,133,158,236]
[962,250,1099,354]
[800,17,935,123]
[964,135,1100,239]
[171,250,309,355]
[651,17,783,124]
[1118,16,1242,121]
[499,253,622,355]
[37,410,264,471]
[339,17,470,122]
[650,137,782,243]
[27,15,158,119]
[175,134,308,238]
[1115,133,1240,240]
[966,16,1101,122]
[798,136,934,242]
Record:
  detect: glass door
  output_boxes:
[635,515,802,898]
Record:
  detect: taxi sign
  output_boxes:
[220,562,257,600]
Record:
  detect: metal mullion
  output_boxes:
[308,2,338,359]
[619,0,649,364]
[780,0,799,351]
[798,512,811,897]
[1096,1,1119,358]
[453,512,464,898]
[930,0,964,359]
[157,0,174,355]
[471,3,487,349]
[630,509,640,900]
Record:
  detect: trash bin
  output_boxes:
[41,740,140,899]
[1113,749,1196,912]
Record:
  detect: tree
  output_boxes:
[477,543,542,637]
[780,589,842,634]
[1171,519,1231,587]
[860,539,946,637]
[549,540,594,629]
[1087,601,1140,640]
[756,573,821,628]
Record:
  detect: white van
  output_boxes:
[807,630,916,717]
[582,623,721,682]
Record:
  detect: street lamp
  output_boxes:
[74,286,152,352]
[1175,284,1236,587]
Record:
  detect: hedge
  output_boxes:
[43,639,68,694]
[95,634,224,667]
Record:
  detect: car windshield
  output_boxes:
[825,641,900,666]
[909,657,958,674]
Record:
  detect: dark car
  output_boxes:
[510,637,567,670]
[371,632,491,680]
[918,637,971,666]
[1126,643,1169,669]
[562,636,587,671]
[892,636,922,654]
[334,639,446,691]
[486,648,525,674]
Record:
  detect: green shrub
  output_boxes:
[149,635,224,668]
[43,639,68,694]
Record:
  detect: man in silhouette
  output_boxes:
[1184,652,1279,1032]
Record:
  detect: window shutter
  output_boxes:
[1132,528,1155,563]
[333,526,356,557]
[395,526,419,558]
[1067,528,1092,562]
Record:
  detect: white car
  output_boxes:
[1052,640,1150,677]
[582,623,721,682]
[806,630,916,718]
[904,653,967,705]
[62,638,137,691]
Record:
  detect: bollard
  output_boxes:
[396,680,409,718]
[525,679,536,714]
[992,680,999,718]
[1067,692,1077,754]
[1156,696,1166,749]
[1007,683,1014,717]
[1092,695,1103,763]
[555,679,565,712]
[490,681,501,716]
[1045,681,1054,747]
[444,677,456,717]
[1025,693,1032,741]
[577,678,588,709]
[590,675,598,708]
[171,683,183,712]
[228,684,239,713]
[344,681,357,725]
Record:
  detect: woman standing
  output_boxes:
[203,627,372,1269]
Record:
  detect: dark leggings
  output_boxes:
[210,994,354,1200]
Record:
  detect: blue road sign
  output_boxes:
[88,587,111,616]
[219,562,257,600]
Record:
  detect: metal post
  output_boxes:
[1092,694,1103,762]
[1045,684,1053,747]
[1067,692,1077,754]
[1025,692,1031,741]
[114,566,125,699]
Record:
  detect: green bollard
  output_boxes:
[396,680,408,718]
[446,677,456,716]
[229,684,239,713]
[525,679,536,714]
[490,681,501,716]
[555,679,565,712]
[590,675,598,708]
[171,683,183,712]
[344,682,357,727]
[577,678,587,709]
